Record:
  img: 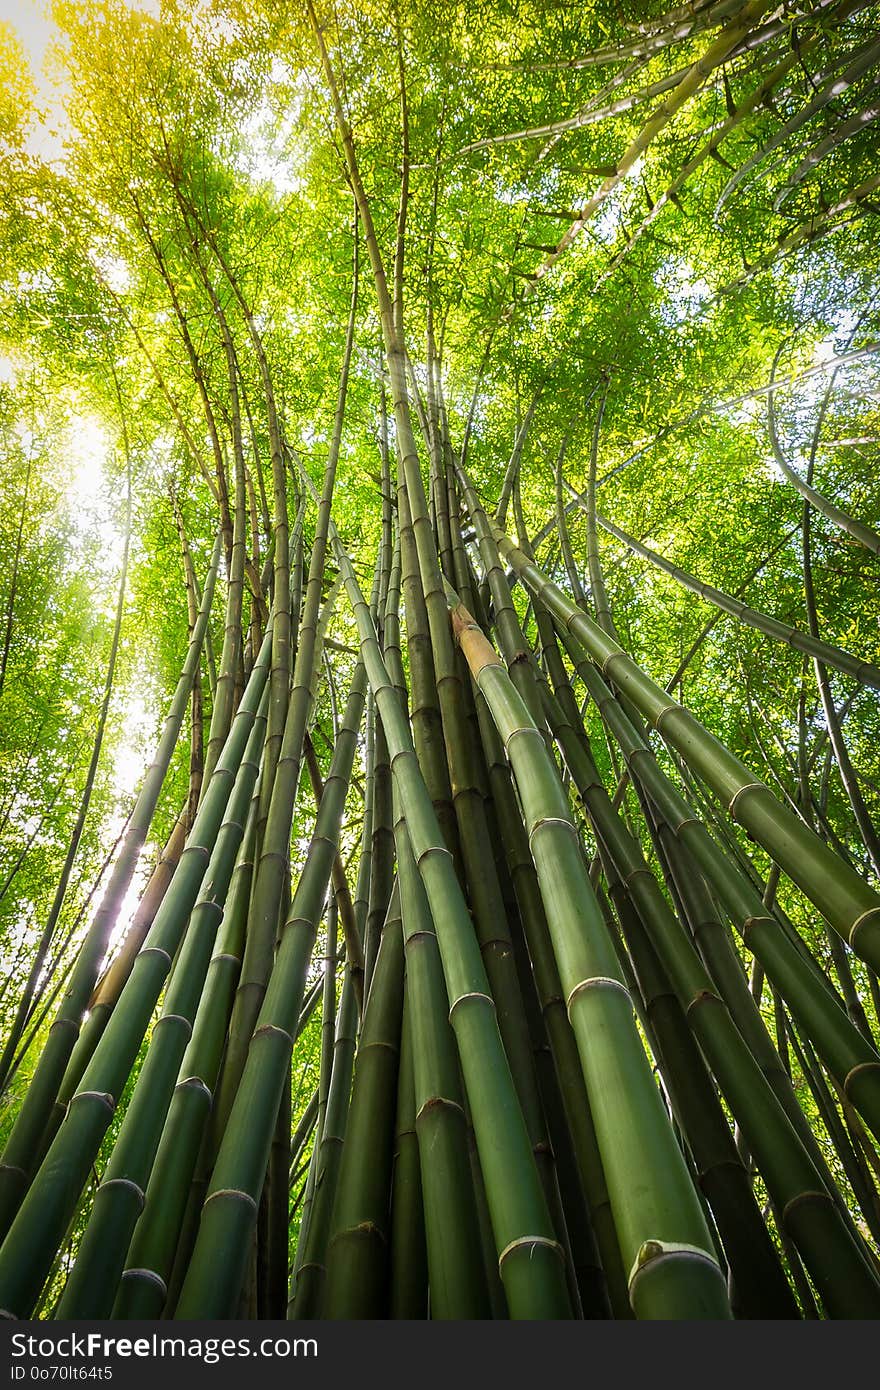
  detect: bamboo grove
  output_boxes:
[0,0,879,1320]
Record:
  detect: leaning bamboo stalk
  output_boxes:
[172,663,367,1319]
[303,465,572,1315]
[524,0,776,288]
[592,508,880,688]
[560,622,880,1155]
[113,817,315,1321]
[536,669,879,1315]
[0,531,222,1239]
[0,460,131,1095]
[569,677,880,1287]
[35,804,190,1166]
[117,800,259,1315]
[495,528,880,975]
[449,594,730,1318]
[54,691,268,1318]
[288,1091,320,1190]
[202,430,246,788]
[0,620,273,1318]
[591,5,865,293]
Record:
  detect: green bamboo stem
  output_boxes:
[55,690,268,1318]
[472,682,623,1315]
[216,556,344,1132]
[201,316,247,788]
[0,531,222,1239]
[394,810,493,1319]
[788,1020,880,1248]
[450,595,730,1318]
[562,627,880,1151]
[530,588,769,1312]
[315,894,338,1187]
[287,963,358,1318]
[602,671,876,1219]
[305,742,365,1010]
[172,663,367,1319]
[288,1091,319,1189]
[521,0,776,287]
[495,529,880,976]
[313,489,570,1317]
[42,805,190,1158]
[537,676,806,1316]
[395,470,460,867]
[321,887,405,1318]
[0,621,273,1317]
[388,985,428,1318]
[592,507,880,689]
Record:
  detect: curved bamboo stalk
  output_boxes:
[767,346,880,556]
[593,507,880,687]
[495,528,880,974]
[0,624,273,1317]
[522,0,775,291]
[715,35,880,217]
[55,691,268,1317]
[449,594,731,1318]
[173,662,367,1318]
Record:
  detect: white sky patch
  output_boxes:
[88,249,131,295]
[63,411,130,581]
[1,0,69,165]
[110,688,155,801]
[236,97,305,196]
[0,354,16,384]
[1,0,162,167]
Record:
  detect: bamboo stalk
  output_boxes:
[172,663,367,1318]
[495,529,880,975]
[449,593,731,1318]
[0,622,273,1317]
[0,532,222,1240]
[55,690,269,1317]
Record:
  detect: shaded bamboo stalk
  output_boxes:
[55,690,269,1318]
[494,528,880,976]
[449,592,731,1318]
[173,662,367,1318]
[0,622,273,1317]
[0,531,222,1239]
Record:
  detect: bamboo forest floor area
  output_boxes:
[0,0,879,1323]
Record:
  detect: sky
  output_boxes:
[1,0,69,164]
